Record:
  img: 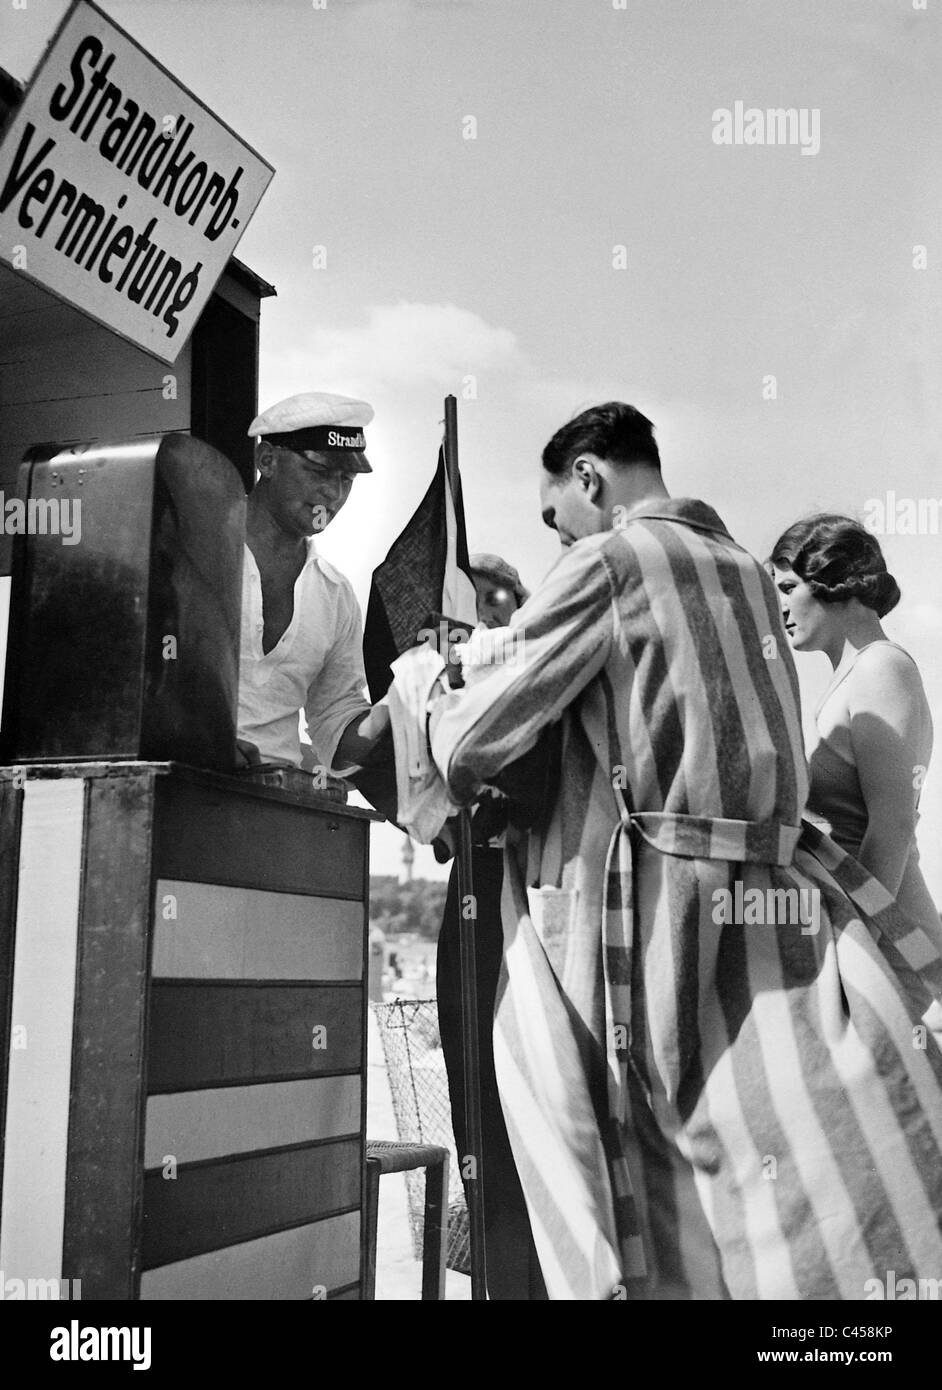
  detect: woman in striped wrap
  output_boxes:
[423,404,942,1300]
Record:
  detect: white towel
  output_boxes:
[386,646,460,843]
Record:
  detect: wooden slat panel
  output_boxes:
[142,1138,361,1268]
[147,983,362,1092]
[144,1075,361,1167]
[0,393,190,445]
[0,780,84,1281]
[0,316,190,378]
[152,881,364,981]
[0,575,9,717]
[0,300,96,345]
[62,772,155,1299]
[0,266,50,319]
[0,779,23,1212]
[0,344,192,406]
[139,1211,359,1300]
[154,777,367,898]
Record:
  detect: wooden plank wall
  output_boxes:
[0,769,370,1302]
[141,777,369,1300]
[0,264,192,495]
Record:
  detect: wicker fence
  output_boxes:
[371,999,470,1274]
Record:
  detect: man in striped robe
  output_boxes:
[423,402,942,1300]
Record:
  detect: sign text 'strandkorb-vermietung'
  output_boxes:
[0,0,274,362]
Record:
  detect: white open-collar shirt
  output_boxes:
[238,538,371,772]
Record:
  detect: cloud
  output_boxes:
[260,297,727,591]
[262,302,524,400]
[262,298,713,455]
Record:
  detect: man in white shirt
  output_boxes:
[237,391,390,775]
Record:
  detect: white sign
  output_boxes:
[0,0,274,363]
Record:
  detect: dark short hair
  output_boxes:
[542,401,660,476]
[769,514,900,618]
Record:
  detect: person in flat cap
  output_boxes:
[433,551,548,1300]
[237,391,390,777]
[468,552,530,629]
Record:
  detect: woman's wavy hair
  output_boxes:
[769,514,900,618]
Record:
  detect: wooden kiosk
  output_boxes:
[0,762,374,1300]
[0,59,376,1301]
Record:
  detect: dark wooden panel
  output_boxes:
[0,391,190,444]
[190,295,257,490]
[142,1137,361,1268]
[0,779,23,1217]
[147,983,363,1093]
[0,300,101,346]
[0,343,193,407]
[0,264,49,319]
[0,292,190,365]
[153,776,367,898]
[61,772,155,1300]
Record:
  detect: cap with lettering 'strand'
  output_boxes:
[248,392,374,472]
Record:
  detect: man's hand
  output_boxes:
[235,738,262,768]
[335,702,392,769]
[416,610,474,688]
[358,702,391,744]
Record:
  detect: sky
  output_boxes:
[3,0,940,888]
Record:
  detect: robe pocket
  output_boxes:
[526,885,578,961]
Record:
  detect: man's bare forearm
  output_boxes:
[335,703,392,769]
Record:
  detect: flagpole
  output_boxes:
[443,393,487,1301]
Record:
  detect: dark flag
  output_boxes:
[363,443,478,701]
[362,399,489,1300]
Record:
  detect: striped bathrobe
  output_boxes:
[428,498,942,1300]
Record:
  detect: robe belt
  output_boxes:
[617,809,803,866]
[602,805,803,1121]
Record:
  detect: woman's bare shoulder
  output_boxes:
[848,643,931,725]
[853,642,924,687]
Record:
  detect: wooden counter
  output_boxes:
[0,762,378,1300]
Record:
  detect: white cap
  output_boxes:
[248,391,374,437]
[249,392,374,471]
